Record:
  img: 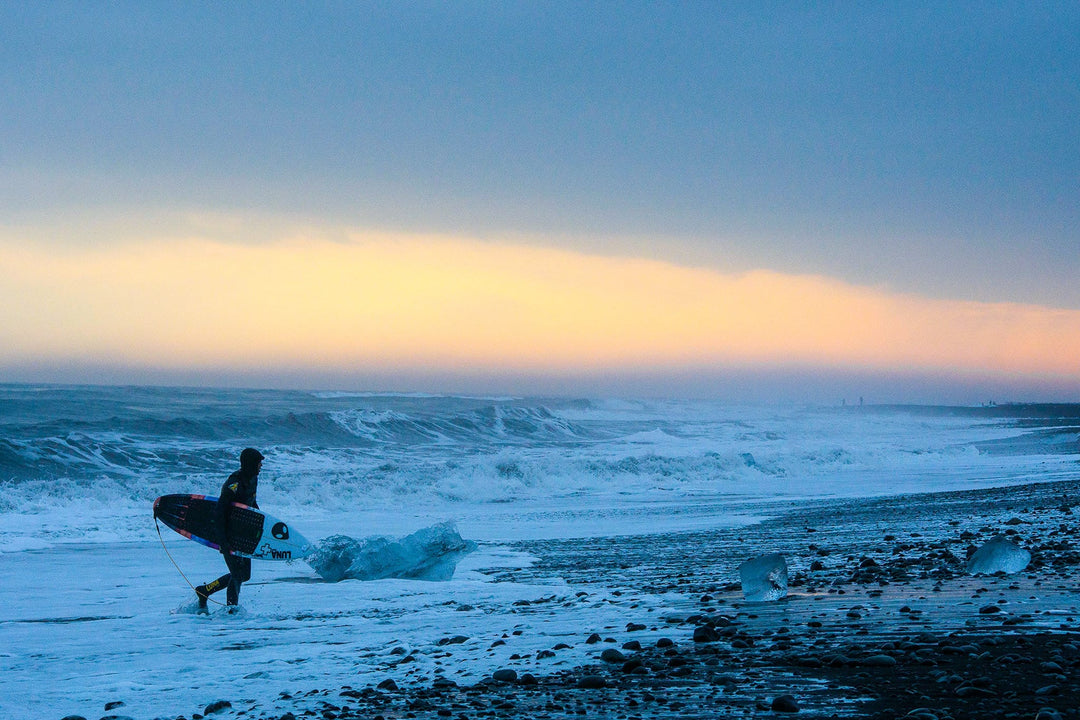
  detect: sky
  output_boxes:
[1,1,1078,402]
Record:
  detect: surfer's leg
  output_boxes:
[224,555,251,606]
[196,574,231,607]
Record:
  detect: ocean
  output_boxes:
[0,384,1077,718]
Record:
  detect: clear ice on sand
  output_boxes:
[966,534,1031,575]
[306,522,477,582]
[739,552,788,602]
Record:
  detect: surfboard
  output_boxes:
[153,494,313,561]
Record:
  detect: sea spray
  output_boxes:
[306,522,477,582]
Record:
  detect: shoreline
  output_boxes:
[61,475,1080,720]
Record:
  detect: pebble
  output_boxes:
[693,626,720,642]
[771,694,800,713]
[204,700,232,715]
[576,675,607,689]
[1035,709,1063,720]
[860,654,898,667]
[494,669,518,686]
[437,635,469,646]
[955,685,995,698]
[600,648,626,663]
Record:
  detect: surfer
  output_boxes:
[195,448,264,610]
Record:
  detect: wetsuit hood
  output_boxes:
[240,448,264,473]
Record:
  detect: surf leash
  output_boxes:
[154,517,227,607]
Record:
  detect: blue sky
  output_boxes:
[2,1,1078,399]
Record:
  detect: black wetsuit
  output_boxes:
[197,449,261,606]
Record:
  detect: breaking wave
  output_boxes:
[328,404,595,445]
[0,384,1072,530]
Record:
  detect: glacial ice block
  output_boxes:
[306,522,477,582]
[966,534,1031,575]
[739,552,788,602]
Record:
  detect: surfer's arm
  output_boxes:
[217,482,237,553]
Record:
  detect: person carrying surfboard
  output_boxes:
[195,448,264,610]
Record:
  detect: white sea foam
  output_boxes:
[0,389,1074,551]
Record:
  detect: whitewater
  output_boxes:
[0,384,1076,719]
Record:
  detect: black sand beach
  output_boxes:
[75,474,1079,720]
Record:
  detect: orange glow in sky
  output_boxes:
[2,232,1078,385]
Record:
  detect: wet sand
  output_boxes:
[76,476,1080,720]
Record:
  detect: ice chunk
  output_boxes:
[306,521,477,582]
[739,552,788,602]
[966,534,1030,575]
